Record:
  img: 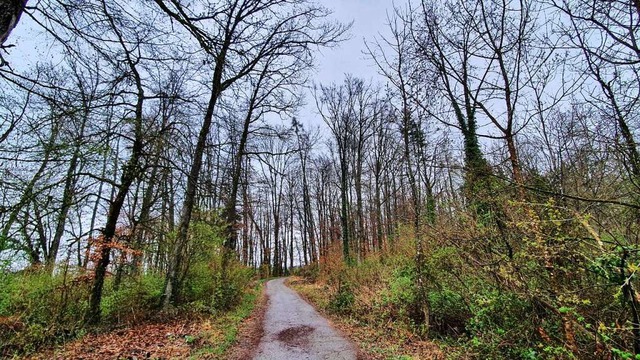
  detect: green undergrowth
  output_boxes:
[294,199,640,359]
[295,253,545,359]
[0,266,259,358]
[191,279,264,358]
[0,219,258,357]
[292,255,446,360]
[0,268,166,356]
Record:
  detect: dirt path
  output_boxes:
[253,278,357,360]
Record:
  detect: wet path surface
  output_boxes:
[253,278,357,360]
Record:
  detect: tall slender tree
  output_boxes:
[154,0,348,306]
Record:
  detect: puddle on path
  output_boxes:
[276,325,315,348]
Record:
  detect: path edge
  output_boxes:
[283,277,370,360]
[225,281,270,360]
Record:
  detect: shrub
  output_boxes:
[0,267,90,357]
[428,289,469,337]
[381,266,416,321]
[182,260,254,312]
[328,279,355,314]
[294,262,320,282]
[180,220,255,312]
[212,260,254,311]
[101,273,164,322]
[465,290,537,359]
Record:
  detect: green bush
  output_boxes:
[213,261,254,311]
[388,268,416,306]
[0,270,16,316]
[465,290,536,359]
[428,289,469,337]
[181,252,254,311]
[183,259,216,305]
[101,273,164,322]
[180,221,255,311]
[181,266,254,328]
[379,265,431,329]
[328,280,355,314]
[0,268,90,357]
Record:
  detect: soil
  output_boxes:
[28,318,203,360]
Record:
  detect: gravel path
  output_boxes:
[253,278,357,360]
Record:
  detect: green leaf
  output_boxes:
[558,306,573,314]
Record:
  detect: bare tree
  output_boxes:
[83,0,150,324]
[315,77,378,262]
[552,0,640,191]
[411,1,492,202]
[153,0,348,306]
[292,120,319,263]
[221,49,305,257]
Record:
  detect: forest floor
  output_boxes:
[30,319,208,359]
[288,276,446,360]
[14,277,445,359]
[20,282,267,360]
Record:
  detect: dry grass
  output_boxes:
[288,276,445,360]
[225,285,268,360]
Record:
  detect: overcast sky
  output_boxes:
[298,0,394,126]
[314,0,392,83]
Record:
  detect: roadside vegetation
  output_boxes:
[0,220,257,358]
[294,193,640,359]
[1,0,640,359]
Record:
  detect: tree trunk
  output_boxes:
[47,112,88,272]
[340,153,351,262]
[86,6,146,321]
[162,52,227,307]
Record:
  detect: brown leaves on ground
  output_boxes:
[21,283,265,360]
[29,319,203,360]
[335,318,445,360]
[225,288,268,360]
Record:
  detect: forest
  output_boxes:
[1,0,639,359]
